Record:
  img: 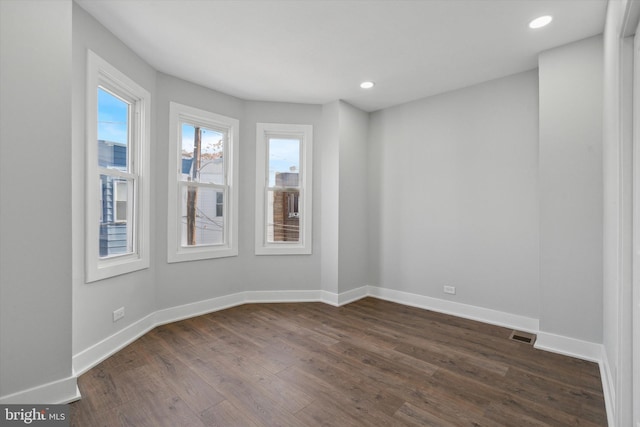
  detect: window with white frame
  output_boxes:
[167,102,238,262]
[255,123,313,255]
[86,50,150,282]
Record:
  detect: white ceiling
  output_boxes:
[76,0,606,112]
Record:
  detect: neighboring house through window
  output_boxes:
[98,139,130,256]
[86,50,150,282]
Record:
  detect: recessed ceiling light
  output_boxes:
[360,81,375,89]
[529,15,552,29]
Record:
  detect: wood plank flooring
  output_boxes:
[70,298,607,426]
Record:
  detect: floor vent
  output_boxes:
[509,330,536,345]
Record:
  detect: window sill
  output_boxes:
[168,246,238,263]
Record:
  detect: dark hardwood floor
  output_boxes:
[70,298,607,426]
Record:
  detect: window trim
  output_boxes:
[167,102,239,263]
[86,50,150,282]
[255,123,313,255]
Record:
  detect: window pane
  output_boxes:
[98,87,129,171]
[216,192,224,217]
[114,180,128,223]
[181,123,224,185]
[268,138,300,187]
[267,189,300,243]
[100,175,133,258]
[180,185,224,246]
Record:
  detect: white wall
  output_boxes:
[368,70,540,320]
[0,0,75,401]
[72,3,157,356]
[538,36,603,343]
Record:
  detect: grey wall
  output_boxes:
[0,0,73,398]
[154,73,245,308]
[338,102,369,293]
[538,36,603,343]
[242,100,323,293]
[320,101,340,294]
[368,70,540,319]
[320,100,370,296]
[72,3,157,355]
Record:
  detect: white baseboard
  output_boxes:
[0,375,80,405]
[322,286,369,306]
[533,331,603,363]
[599,347,616,427]
[73,311,157,377]
[337,286,369,305]
[244,290,323,305]
[367,286,540,333]
[154,292,247,327]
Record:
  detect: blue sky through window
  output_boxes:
[98,87,128,144]
[181,123,224,158]
[269,138,300,187]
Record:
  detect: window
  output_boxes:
[168,102,238,262]
[255,123,313,255]
[86,50,150,282]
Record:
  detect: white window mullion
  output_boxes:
[180,181,226,191]
[128,177,136,252]
[98,167,136,180]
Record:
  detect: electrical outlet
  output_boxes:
[113,307,125,322]
[443,285,456,295]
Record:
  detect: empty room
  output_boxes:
[1,0,639,426]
